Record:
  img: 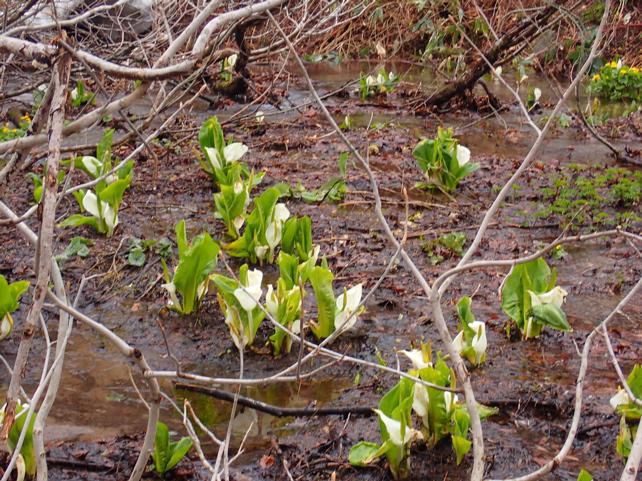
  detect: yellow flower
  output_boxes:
[592,74,601,81]
[631,67,640,74]
[607,61,617,68]
[20,114,30,122]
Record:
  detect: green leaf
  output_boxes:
[166,437,193,471]
[577,468,593,481]
[626,365,642,399]
[175,219,188,257]
[0,276,30,317]
[56,236,91,262]
[8,402,37,476]
[96,129,114,167]
[349,441,384,466]
[451,435,472,465]
[172,232,219,315]
[530,303,571,332]
[98,177,131,206]
[128,246,146,267]
[58,214,101,231]
[308,266,336,339]
[338,152,349,177]
[153,421,170,473]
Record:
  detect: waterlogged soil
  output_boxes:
[0,64,641,481]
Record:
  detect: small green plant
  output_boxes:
[421,232,466,265]
[70,80,96,107]
[527,87,542,110]
[219,54,237,84]
[266,253,306,355]
[1,401,37,479]
[152,421,193,475]
[224,186,291,264]
[55,236,91,263]
[161,220,220,315]
[535,167,641,230]
[501,258,571,339]
[213,175,259,239]
[609,364,641,459]
[196,116,262,187]
[27,169,65,204]
[359,68,399,100]
[308,264,363,340]
[451,297,487,367]
[0,275,30,341]
[211,264,265,350]
[591,60,642,102]
[0,113,30,141]
[413,127,478,194]
[127,237,172,267]
[60,130,133,236]
[350,346,496,479]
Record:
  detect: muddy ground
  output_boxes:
[0,65,641,481]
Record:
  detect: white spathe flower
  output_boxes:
[204,146,222,170]
[223,143,248,163]
[226,54,238,69]
[610,389,630,410]
[81,156,102,177]
[265,203,291,249]
[412,383,430,420]
[444,391,459,414]
[233,215,245,233]
[234,268,263,312]
[254,245,268,260]
[82,191,118,231]
[334,283,363,331]
[255,111,265,124]
[617,58,623,70]
[470,320,487,363]
[224,305,243,349]
[456,145,471,167]
[400,349,432,370]
[70,87,79,100]
[265,284,278,318]
[365,75,376,87]
[452,331,465,353]
[494,66,503,77]
[528,286,568,308]
[533,87,542,102]
[0,314,13,341]
[376,73,385,85]
[161,281,180,308]
[373,409,422,447]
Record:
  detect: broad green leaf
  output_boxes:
[153,421,170,473]
[98,177,131,206]
[626,365,642,399]
[58,214,101,231]
[96,129,114,167]
[8,403,37,476]
[308,266,335,339]
[175,220,188,257]
[173,232,219,314]
[338,151,349,177]
[348,441,382,466]
[166,437,193,471]
[577,468,593,481]
[530,303,571,332]
[0,276,30,318]
[56,236,91,262]
[451,434,472,465]
[616,416,632,458]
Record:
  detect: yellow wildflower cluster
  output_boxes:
[1,123,18,134]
